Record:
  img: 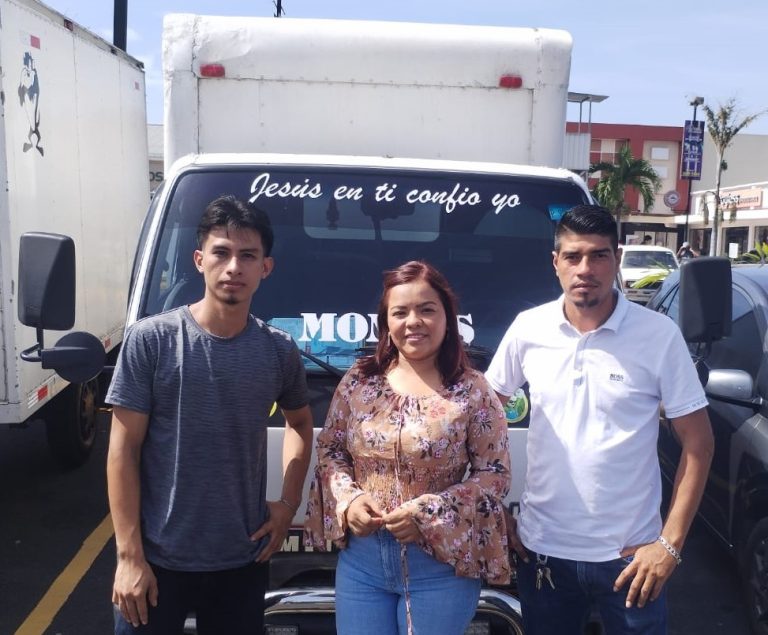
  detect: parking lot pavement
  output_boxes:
[0,411,753,635]
[667,517,750,634]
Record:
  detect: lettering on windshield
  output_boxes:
[295,312,475,345]
[248,172,522,215]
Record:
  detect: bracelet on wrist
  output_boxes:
[278,497,299,513]
[657,535,682,565]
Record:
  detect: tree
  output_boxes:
[703,99,766,256]
[589,145,662,238]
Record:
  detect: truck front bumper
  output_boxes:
[263,587,524,634]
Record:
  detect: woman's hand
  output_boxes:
[346,494,384,537]
[383,505,421,544]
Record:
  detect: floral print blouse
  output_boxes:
[303,365,511,585]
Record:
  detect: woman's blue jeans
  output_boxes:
[516,549,667,635]
[336,529,481,635]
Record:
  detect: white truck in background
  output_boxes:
[19,15,589,634]
[0,0,148,466]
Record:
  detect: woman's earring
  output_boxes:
[387,332,392,346]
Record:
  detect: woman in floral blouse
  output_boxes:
[304,260,511,635]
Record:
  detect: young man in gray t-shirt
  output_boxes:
[107,195,313,634]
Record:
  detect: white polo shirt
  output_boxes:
[486,292,707,561]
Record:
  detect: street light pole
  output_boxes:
[684,96,704,244]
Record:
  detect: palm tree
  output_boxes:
[589,145,662,238]
[703,99,766,256]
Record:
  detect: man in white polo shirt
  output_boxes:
[486,205,713,635]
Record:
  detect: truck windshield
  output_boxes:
[140,166,587,371]
[622,250,679,270]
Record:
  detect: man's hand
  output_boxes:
[112,556,158,627]
[251,499,294,563]
[614,407,712,608]
[504,509,529,563]
[383,505,420,544]
[346,494,384,537]
[614,540,679,608]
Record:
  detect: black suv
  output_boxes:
[648,264,768,635]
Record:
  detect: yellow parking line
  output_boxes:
[15,514,114,635]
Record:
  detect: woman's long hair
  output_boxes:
[357,260,468,386]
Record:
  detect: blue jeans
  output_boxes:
[336,529,481,635]
[113,561,267,635]
[516,549,667,635]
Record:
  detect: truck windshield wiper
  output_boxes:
[266,323,347,378]
[299,349,346,378]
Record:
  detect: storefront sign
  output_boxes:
[720,187,763,210]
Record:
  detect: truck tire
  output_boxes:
[503,613,525,635]
[44,378,99,468]
[743,518,768,635]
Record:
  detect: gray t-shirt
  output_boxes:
[106,306,308,571]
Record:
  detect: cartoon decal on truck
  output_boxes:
[18,51,44,156]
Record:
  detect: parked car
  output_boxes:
[647,264,768,635]
[620,245,679,304]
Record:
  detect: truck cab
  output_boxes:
[130,153,591,594]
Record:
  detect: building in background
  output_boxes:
[678,133,768,257]
[565,122,688,248]
[564,122,768,256]
[687,182,767,257]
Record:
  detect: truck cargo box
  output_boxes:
[163,15,572,170]
[0,0,149,465]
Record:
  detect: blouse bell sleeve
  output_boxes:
[403,375,512,584]
[303,370,365,550]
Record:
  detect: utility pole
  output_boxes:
[274,0,284,17]
[113,0,128,51]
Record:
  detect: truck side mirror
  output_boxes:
[678,257,731,344]
[18,232,76,330]
[18,232,105,383]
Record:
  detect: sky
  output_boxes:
[44,0,768,134]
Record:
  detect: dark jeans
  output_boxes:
[114,561,268,635]
[516,550,667,635]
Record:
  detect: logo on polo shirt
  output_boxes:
[503,388,529,425]
[609,373,625,382]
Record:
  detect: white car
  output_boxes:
[619,245,679,304]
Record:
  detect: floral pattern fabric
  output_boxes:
[303,366,512,584]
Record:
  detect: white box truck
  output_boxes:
[0,0,149,466]
[19,15,589,634]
